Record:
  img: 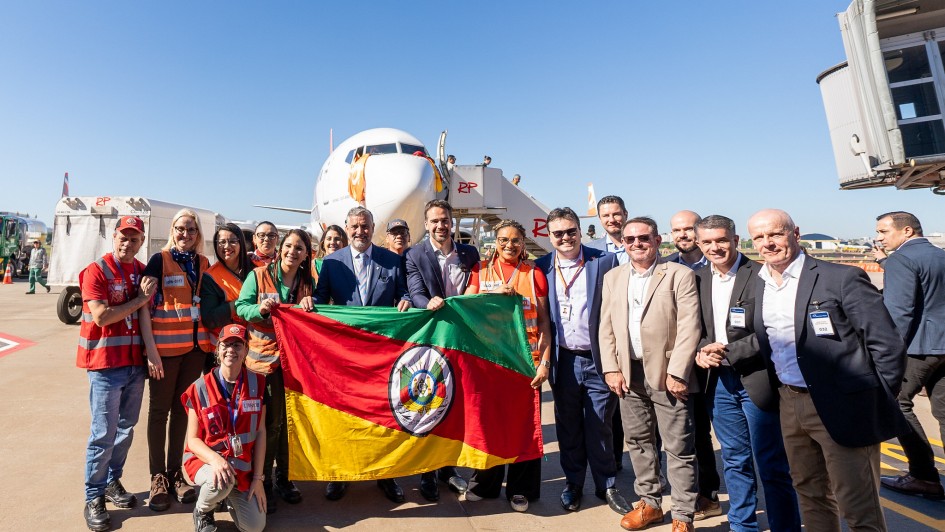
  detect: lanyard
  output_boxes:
[270,262,301,304]
[489,258,521,285]
[554,252,585,298]
[108,253,139,300]
[215,368,244,433]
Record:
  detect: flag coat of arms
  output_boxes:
[271,294,543,481]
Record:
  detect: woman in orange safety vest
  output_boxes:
[463,219,552,513]
[201,223,252,358]
[140,208,213,511]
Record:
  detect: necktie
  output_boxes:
[356,253,370,303]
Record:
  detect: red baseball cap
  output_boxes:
[218,323,248,344]
[116,216,145,234]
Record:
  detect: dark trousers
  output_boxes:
[552,348,618,491]
[468,459,541,500]
[264,367,291,480]
[897,354,945,482]
[148,348,204,475]
[692,391,720,498]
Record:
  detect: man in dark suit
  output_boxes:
[534,207,630,516]
[404,199,479,500]
[314,206,412,503]
[748,209,908,532]
[875,211,945,499]
[692,215,800,532]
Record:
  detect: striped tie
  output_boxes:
[356,253,369,303]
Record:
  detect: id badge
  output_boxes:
[729,307,746,329]
[809,311,835,337]
[229,433,243,456]
[124,315,133,330]
[560,303,572,321]
[521,296,532,310]
[190,296,201,322]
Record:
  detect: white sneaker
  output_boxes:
[510,494,528,512]
[464,491,483,502]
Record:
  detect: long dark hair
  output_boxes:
[213,223,253,279]
[318,224,348,258]
[277,228,314,298]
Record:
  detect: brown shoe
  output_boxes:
[693,494,721,520]
[881,474,945,500]
[671,519,694,532]
[148,473,171,512]
[620,500,664,530]
[172,470,197,503]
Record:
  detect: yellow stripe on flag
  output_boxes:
[285,389,518,481]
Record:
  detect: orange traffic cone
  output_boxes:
[2,264,12,284]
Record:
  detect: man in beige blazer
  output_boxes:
[599,217,701,532]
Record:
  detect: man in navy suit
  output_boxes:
[314,206,412,503]
[535,207,631,516]
[875,211,945,500]
[749,208,907,532]
[404,199,479,501]
[692,215,800,532]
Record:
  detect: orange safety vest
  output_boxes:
[181,368,264,492]
[246,263,313,375]
[478,258,541,364]
[204,261,247,347]
[150,250,213,356]
[76,254,145,370]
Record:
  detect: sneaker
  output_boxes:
[693,494,722,520]
[104,479,137,508]
[193,507,218,532]
[25,291,34,295]
[46,285,51,293]
[173,470,197,503]
[148,473,171,512]
[84,496,111,531]
[510,494,529,512]
[463,490,483,502]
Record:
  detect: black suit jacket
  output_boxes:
[754,255,908,447]
[695,255,778,411]
[404,239,480,309]
[535,245,618,385]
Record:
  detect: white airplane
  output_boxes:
[256,128,445,245]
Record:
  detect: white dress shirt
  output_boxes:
[554,251,590,351]
[711,255,741,347]
[759,252,807,387]
[627,262,656,360]
[430,240,464,297]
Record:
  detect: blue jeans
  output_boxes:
[85,365,146,501]
[709,366,800,532]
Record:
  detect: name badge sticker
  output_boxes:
[482,281,502,292]
[809,311,835,337]
[164,275,185,288]
[242,399,261,413]
[729,307,746,328]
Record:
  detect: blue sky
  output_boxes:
[2,1,941,238]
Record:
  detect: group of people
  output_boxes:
[77,193,943,532]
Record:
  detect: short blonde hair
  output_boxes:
[162,208,205,255]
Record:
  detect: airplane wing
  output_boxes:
[253,204,312,214]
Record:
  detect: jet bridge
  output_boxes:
[447,165,553,257]
[817,0,945,194]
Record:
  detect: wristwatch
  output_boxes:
[540,359,551,368]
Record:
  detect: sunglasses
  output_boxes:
[551,228,579,239]
[622,235,654,244]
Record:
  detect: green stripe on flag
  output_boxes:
[309,294,536,378]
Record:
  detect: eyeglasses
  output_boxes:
[496,237,524,246]
[217,239,239,247]
[622,235,653,244]
[174,226,198,236]
[255,232,279,240]
[551,228,578,239]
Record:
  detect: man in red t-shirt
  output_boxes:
[79,216,157,532]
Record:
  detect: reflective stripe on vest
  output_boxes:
[151,250,212,356]
[245,264,311,375]
[76,255,144,370]
[479,259,541,364]
[205,262,246,347]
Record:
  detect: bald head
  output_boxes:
[747,209,801,273]
[670,210,702,255]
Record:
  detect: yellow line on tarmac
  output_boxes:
[880,497,945,528]
[883,442,945,465]
[881,461,900,472]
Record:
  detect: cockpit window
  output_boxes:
[365,143,397,155]
[401,143,426,156]
[344,150,355,164]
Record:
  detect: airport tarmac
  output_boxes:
[0,279,943,531]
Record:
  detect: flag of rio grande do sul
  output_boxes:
[271,294,543,481]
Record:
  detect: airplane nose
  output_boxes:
[363,154,435,245]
